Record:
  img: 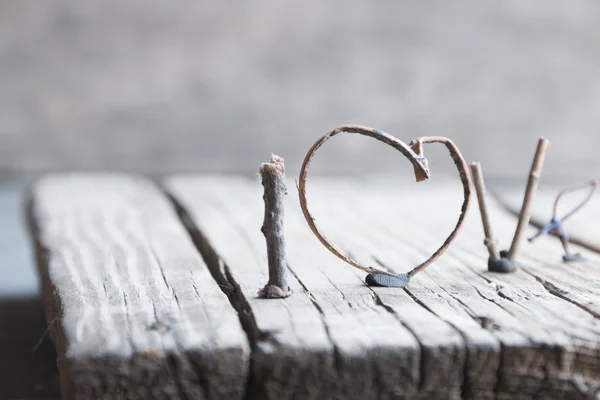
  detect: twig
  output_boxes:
[258,154,292,299]
[528,178,598,262]
[470,162,499,262]
[406,136,472,277]
[507,137,550,261]
[297,125,472,285]
[553,179,598,221]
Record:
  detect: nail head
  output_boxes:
[365,273,410,288]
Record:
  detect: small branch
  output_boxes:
[298,125,427,277]
[258,154,292,299]
[553,179,598,221]
[470,162,499,262]
[406,136,472,278]
[507,137,550,261]
[297,126,472,286]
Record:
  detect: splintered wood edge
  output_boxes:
[27,174,250,400]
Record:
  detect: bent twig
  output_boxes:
[297,125,471,282]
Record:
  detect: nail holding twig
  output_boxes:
[258,154,292,299]
[470,162,519,273]
[507,137,550,261]
[528,179,598,262]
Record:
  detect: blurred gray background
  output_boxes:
[2,0,600,181]
[1,1,600,398]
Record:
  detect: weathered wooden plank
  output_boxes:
[494,185,600,253]
[320,179,600,399]
[168,175,600,399]
[28,174,250,399]
[167,176,466,400]
[482,184,600,319]
[303,181,502,399]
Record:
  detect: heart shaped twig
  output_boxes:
[297,125,472,285]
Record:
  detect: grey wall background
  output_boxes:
[1,0,600,181]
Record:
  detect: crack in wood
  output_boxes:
[321,182,600,398]
[162,176,600,399]
[165,191,264,400]
[286,266,344,375]
[28,176,249,399]
[525,271,600,319]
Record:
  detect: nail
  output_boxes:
[365,272,410,288]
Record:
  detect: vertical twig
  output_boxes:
[470,162,499,262]
[507,137,550,261]
[258,154,292,298]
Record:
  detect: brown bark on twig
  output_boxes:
[258,154,292,299]
[406,136,472,277]
[470,162,499,262]
[553,179,598,221]
[507,137,550,261]
[297,125,472,281]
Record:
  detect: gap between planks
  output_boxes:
[28,174,600,400]
[166,175,600,400]
[292,179,600,399]
[27,174,251,400]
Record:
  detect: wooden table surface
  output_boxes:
[4,174,600,399]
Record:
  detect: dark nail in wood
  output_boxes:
[563,253,584,263]
[365,273,410,287]
[475,316,494,330]
[258,154,292,299]
[487,255,519,273]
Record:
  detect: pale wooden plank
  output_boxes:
[167,175,600,399]
[28,174,250,399]
[478,184,600,319]
[494,185,600,253]
[317,178,600,398]
[167,176,467,400]
[303,181,502,399]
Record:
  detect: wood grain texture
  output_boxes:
[168,175,600,399]
[495,185,600,254]
[168,176,462,400]
[343,179,600,399]
[27,174,250,400]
